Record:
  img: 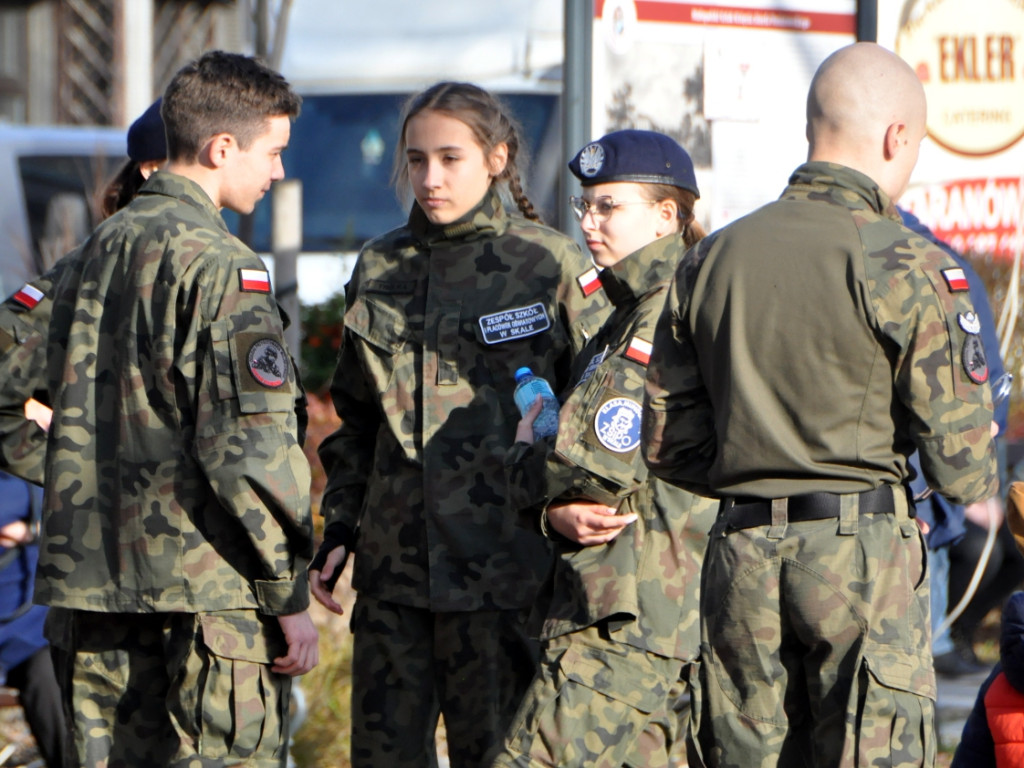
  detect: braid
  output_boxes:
[507,171,541,222]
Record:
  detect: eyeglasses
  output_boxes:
[570,195,656,222]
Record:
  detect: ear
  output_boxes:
[202,133,236,169]
[883,121,906,162]
[488,142,509,178]
[654,199,679,238]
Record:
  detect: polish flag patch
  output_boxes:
[624,336,653,366]
[942,268,969,292]
[239,268,271,293]
[577,267,602,297]
[12,283,44,310]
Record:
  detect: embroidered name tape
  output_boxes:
[479,303,550,344]
[594,397,643,453]
[12,283,44,310]
[239,268,271,293]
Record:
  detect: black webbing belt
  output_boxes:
[725,485,900,530]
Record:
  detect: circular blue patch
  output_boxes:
[594,397,642,453]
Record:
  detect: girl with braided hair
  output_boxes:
[311,81,609,767]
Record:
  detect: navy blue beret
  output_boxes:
[127,98,167,163]
[569,129,699,198]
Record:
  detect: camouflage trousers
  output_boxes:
[698,489,936,767]
[349,595,539,768]
[46,607,292,768]
[490,623,700,768]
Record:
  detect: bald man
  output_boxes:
[643,43,997,767]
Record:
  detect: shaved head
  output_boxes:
[807,43,927,200]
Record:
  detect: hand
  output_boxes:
[546,501,637,546]
[309,545,348,615]
[0,520,31,548]
[273,610,319,676]
[24,398,52,432]
[992,420,1000,438]
[964,496,1004,530]
[514,395,544,444]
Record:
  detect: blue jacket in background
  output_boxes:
[0,470,48,681]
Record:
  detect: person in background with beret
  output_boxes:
[100,97,168,217]
[490,129,718,768]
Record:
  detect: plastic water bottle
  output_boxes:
[513,367,560,440]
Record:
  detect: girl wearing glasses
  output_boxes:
[492,130,718,768]
[309,82,609,768]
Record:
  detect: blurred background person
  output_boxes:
[0,470,65,768]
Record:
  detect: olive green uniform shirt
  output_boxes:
[644,162,997,504]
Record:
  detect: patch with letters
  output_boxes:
[239,268,271,293]
[576,346,609,389]
[12,283,44,310]
[942,268,969,292]
[594,396,643,453]
[577,267,602,297]
[247,338,288,388]
[958,311,981,335]
[479,302,550,344]
[623,336,653,366]
[962,334,989,384]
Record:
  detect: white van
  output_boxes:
[0,124,126,298]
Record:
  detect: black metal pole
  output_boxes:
[857,0,878,42]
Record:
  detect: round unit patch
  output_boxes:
[248,338,288,388]
[578,143,606,177]
[594,397,642,453]
[962,334,989,385]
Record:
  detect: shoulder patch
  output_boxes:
[623,336,653,366]
[247,338,288,388]
[958,311,981,335]
[962,335,989,384]
[594,397,643,453]
[239,268,271,293]
[577,267,602,297]
[941,268,969,292]
[12,283,44,310]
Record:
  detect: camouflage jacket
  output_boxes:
[644,162,997,503]
[0,262,64,484]
[318,189,610,612]
[506,235,717,659]
[38,172,313,615]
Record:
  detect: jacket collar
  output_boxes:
[137,171,229,232]
[598,234,684,308]
[408,187,508,246]
[784,161,901,223]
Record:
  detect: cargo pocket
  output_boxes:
[857,648,936,767]
[195,610,290,762]
[504,642,671,767]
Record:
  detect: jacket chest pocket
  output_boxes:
[346,295,413,391]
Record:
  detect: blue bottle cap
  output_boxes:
[514,367,533,382]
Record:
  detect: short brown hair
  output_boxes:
[161,50,301,163]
